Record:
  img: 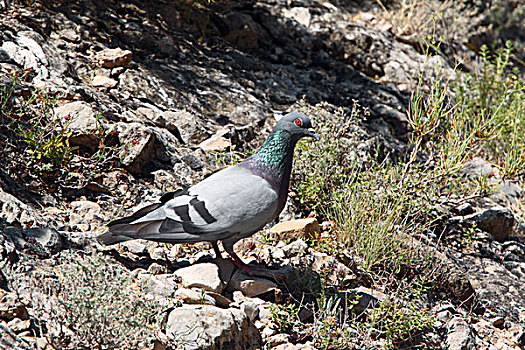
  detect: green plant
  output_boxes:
[312,315,353,350]
[367,299,434,344]
[42,254,163,350]
[267,303,298,333]
[463,224,478,246]
[452,42,525,178]
[19,113,78,168]
[409,40,525,180]
[292,101,365,213]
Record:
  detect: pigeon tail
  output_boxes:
[97,231,133,245]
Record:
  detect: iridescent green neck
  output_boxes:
[253,129,289,164]
[241,128,296,189]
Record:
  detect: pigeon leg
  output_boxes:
[222,239,265,274]
[226,249,254,274]
[211,241,222,259]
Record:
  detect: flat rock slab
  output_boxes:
[174,288,216,306]
[270,218,319,241]
[229,270,278,297]
[96,47,132,68]
[166,305,261,350]
[175,263,224,293]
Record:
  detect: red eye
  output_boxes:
[295,119,302,126]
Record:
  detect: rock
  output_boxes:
[215,258,237,283]
[138,274,178,299]
[92,75,118,88]
[267,333,290,347]
[272,343,316,350]
[111,66,124,76]
[0,323,32,350]
[174,263,224,293]
[282,7,311,27]
[148,247,166,260]
[70,200,102,224]
[174,288,216,306]
[24,227,65,255]
[205,292,232,308]
[492,316,505,329]
[147,263,166,275]
[233,291,268,321]
[198,128,231,152]
[461,158,498,177]
[113,122,175,176]
[281,239,308,257]
[492,181,522,205]
[0,33,51,84]
[298,307,313,323]
[223,12,260,51]
[0,292,29,320]
[159,110,209,144]
[269,218,319,241]
[120,240,148,255]
[261,325,276,338]
[446,318,475,350]
[6,318,31,333]
[54,101,98,131]
[464,206,515,242]
[96,47,132,68]
[351,287,388,315]
[229,270,278,298]
[181,153,204,171]
[166,305,261,350]
[308,252,356,286]
[59,28,80,42]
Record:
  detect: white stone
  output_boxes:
[174,263,224,293]
[166,305,261,350]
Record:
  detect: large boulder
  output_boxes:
[166,304,261,350]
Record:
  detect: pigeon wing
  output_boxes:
[99,165,278,245]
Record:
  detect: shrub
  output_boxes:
[292,101,365,214]
[36,254,163,350]
[367,299,434,344]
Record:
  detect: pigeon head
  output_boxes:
[277,112,320,142]
[241,111,319,189]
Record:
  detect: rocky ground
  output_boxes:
[0,0,524,349]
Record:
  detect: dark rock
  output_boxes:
[181,153,203,171]
[465,207,515,242]
[24,227,66,255]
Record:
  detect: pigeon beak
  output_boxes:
[306,129,320,141]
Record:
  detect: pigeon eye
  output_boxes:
[294,119,302,126]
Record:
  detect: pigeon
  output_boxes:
[97,112,319,271]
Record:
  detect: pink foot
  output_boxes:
[226,250,265,275]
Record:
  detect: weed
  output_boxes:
[267,303,298,333]
[292,101,366,214]
[452,42,525,178]
[375,0,481,49]
[367,299,434,344]
[0,79,128,191]
[38,254,163,350]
